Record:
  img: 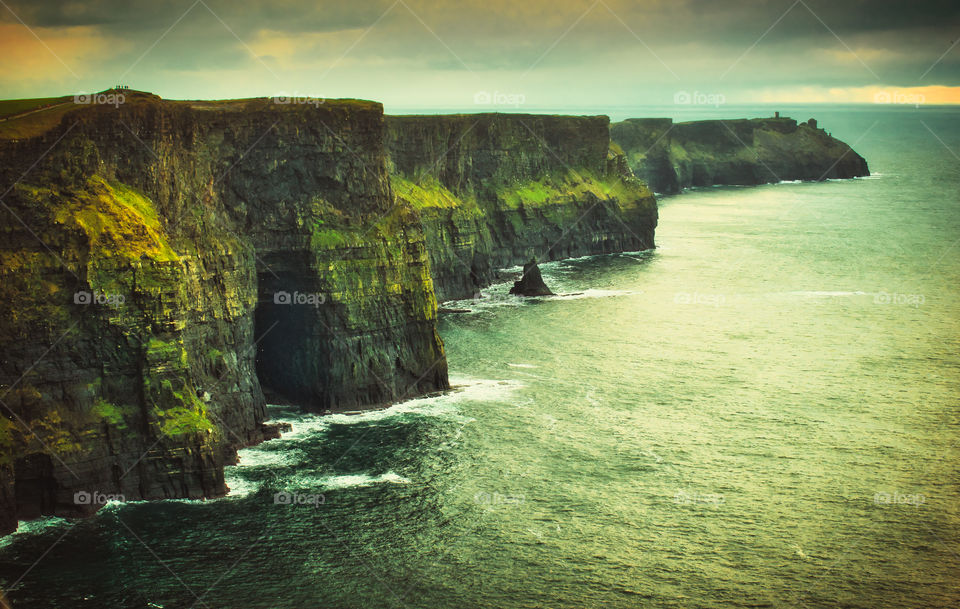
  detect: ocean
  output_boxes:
[1,104,958,608]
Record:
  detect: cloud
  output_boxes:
[0,0,957,102]
[1,0,391,34]
[0,22,128,85]
[747,84,960,104]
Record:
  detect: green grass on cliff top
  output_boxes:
[177,97,380,110]
[0,91,381,140]
[0,96,71,119]
[0,97,75,139]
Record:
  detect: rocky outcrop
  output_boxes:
[610,117,870,194]
[509,260,554,296]
[386,114,659,301]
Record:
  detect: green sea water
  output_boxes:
[0,106,958,608]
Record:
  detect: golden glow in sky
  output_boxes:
[0,0,957,106]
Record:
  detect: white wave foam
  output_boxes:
[0,516,69,546]
[234,448,299,468]
[788,290,868,298]
[271,414,331,441]
[220,376,522,498]
[319,396,460,426]
[448,375,525,404]
[446,288,640,311]
[223,447,303,498]
[270,376,520,431]
[315,471,411,490]
[227,451,411,500]
[548,288,641,301]
[223,474,260,498]
[444,292,522,311]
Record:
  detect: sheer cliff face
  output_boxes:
[386,114,611,189]
[0,100,868,534]
[610,117,870,194]
[0,98,660,533]
[0,94,447,531]
[385,114,659,301]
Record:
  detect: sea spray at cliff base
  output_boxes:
[224,376,522,498]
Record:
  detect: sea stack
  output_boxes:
[510,260,555,296]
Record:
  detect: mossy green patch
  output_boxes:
[140,337,215,437]
[391,175,480,215]
[509,181,554,206]
[98,179,164,231]
[92,399,133,429]
[28,407,89,454]
[668,141,691,163]
[156,401,213,436]
[145,377,216,437]
[311,227,351,250]
[495,170,653,213]
[54,176,180,263]
[496,171,586,209]
[146,337,182,362]
[0,417,15,465]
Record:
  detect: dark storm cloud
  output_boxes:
[8,0,957,43]
[670,0,959,38]
[2,0,393,34]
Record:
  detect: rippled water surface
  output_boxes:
[1,106,958,608]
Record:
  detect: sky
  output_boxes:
[1,0,958,108]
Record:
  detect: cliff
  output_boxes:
[385,114,658,301]
[0,95,658,534]
[0,92,448,533]
[1,100,867,535]
[610,117,870,194]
